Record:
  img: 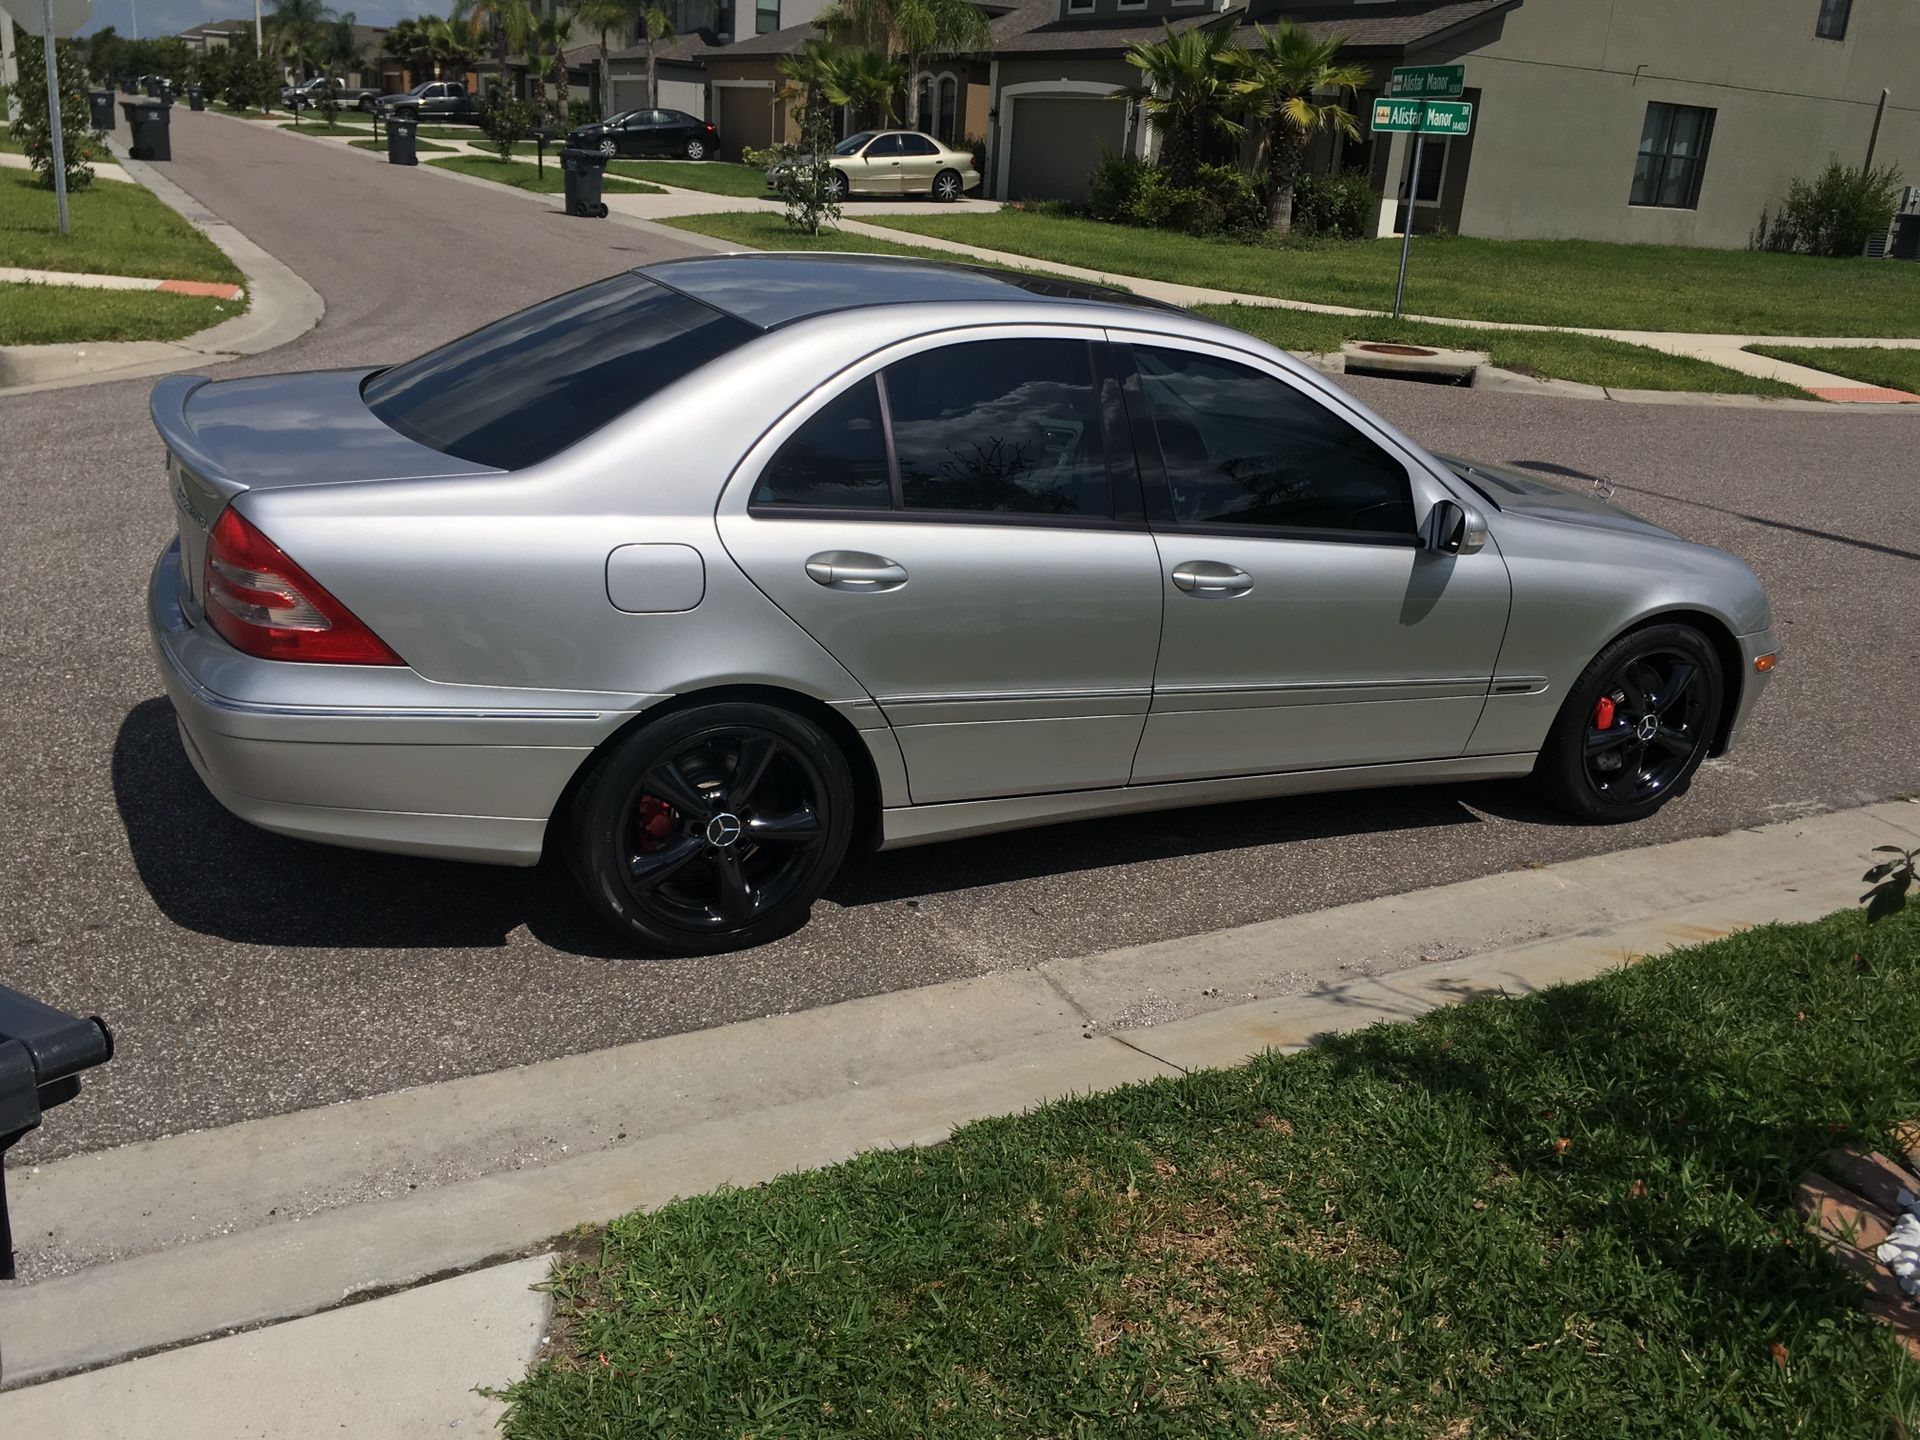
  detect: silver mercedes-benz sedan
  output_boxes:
[147,254,1777,955]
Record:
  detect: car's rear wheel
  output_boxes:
[567,703,855,955]
[931,168,962,202]
[684,137,707,160]
[1533,625,1723,823]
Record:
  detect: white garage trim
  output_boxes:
[994,79,1128,200]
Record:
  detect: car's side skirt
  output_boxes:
[877,752,1537,850]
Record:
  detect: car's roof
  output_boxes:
[640,253,1183,331]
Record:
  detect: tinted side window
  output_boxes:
[900,134,939,155]
[865,134,904,157]
[363,273,754,470]
[751,378,891,509]
[1133,347,1413,536]
[884,339,1108,517]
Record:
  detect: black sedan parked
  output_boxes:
[567,108,721,160]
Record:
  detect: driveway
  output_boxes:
[4,109,1918,1159]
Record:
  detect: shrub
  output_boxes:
[1291,168,1376,239]
[1131,163,1263,237]
[569,98,595,127]
[1087,148,1146,223]
[6,35,104,190]
[1755,160,1905,258]
[963,132,986,177]
[478,92,533,161]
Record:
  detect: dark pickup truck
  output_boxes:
[374,79,483,125]
[282,76,382,112]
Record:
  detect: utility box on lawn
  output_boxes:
[87,89,116,130]
[123,99,172,162]
[387,116,417,166]
[561,146,609,218]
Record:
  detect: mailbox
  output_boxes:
[0,986,113,1283]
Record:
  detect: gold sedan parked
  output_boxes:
[767,129,981,202]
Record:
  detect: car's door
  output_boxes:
[1112,333,1513,784]
[853,133,905,194]
[717,329,1163,804]
[894,132,942,193]
[619,109,658,154]
[659,110,697,152]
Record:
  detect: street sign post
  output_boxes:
[1385,64,1464,100]
[37,0,90,236]
[1373,77,1474,319]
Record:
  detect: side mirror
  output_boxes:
[1423,498,1488,555]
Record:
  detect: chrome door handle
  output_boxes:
[805,550,908,592]
[1171,560,1253,596]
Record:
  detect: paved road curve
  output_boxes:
[5,110,1918,1159]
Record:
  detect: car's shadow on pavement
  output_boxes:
[114,696,1555,954]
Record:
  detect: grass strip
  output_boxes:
[1747,344,1920,395]
[504,907,1920,1437]
[348,136,454,154]
[857,210,1920,338]
[659,214,1801,396]
[0,279,234,343]
[601,159,768,196]
[0,169,241,284]
[426,154,663,195]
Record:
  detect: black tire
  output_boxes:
[358,96,376,112]
[827,169,850,201]
[566,703,855,955]
[1533,624,1724,823]
[596,202,610,218]
[931,167,962,202]
[684,137,707,160]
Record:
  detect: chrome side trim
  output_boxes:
[1155,676,1490,696]
[1488,675,1551,696]
[878,752,1538,849]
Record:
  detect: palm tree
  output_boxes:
[267,0,337,82]
[464,0,532,94]
[817,0,986,129]
[1230,22,1367,234]
[822,45,904,130]
[321,10,359,74]
[1115,23,1243,189]
[425,14,478,80]
[380,17,428,84]
[527,7,572,117]
[636,1,674,109]
[573,0,630,117]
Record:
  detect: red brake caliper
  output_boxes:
[1592,695,1617,730]
[636,796,676,853]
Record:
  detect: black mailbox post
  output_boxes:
[1,987,112,1284]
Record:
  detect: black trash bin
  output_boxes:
[122,98,171,161]
[88,89,116,130]
[1892,214,1920,263]
[386,115,417,165]
[561,146,609,218]
[187,86,206,112]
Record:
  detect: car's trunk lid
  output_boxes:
[152,370,499,623]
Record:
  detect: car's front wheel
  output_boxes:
[358,96,376,112]
[598,137,617,157]
[567,703,855,955]
[1533,624,1724,823]
[827,169,850,201]
[931,167,962,202]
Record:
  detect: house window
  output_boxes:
[756,0,779,32]
[938,75,958,144]
[1065,0,1094,11]
[1117,0,1147,10]
[1815,0,1851,38]
[1630,102,1714,209]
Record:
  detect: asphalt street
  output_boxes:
[4,110,1917,1161]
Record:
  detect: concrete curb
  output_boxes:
[3,797,1915,1389]
[0,134,324,398]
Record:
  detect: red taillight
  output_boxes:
[705,123,716,133]
[203,507,405,665]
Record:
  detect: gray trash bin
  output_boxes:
[386,116,417,165]
[187,86,206,112]
[561,147,609,218]
[123,98,171,161]
[88,89,115,130]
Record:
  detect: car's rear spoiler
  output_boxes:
[150,373,248,504]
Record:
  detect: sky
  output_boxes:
[68,0,434,38]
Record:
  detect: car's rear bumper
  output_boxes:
[148,542,648,866]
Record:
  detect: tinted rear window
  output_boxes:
[362,273,755,470]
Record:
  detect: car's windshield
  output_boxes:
[599,110,633,126]
[362,273,757,470]
[834,131,875,156]
[407,82,432,95]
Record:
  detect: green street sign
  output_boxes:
[1371,98,1473,136]
[1387,64,1464,99]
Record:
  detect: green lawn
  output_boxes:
[858,210,1920,337]
[604,158,768,196]
[505,907,1920,1438]
[0,169,242,284]
[426,154,663,195]
[0,130,22,153]
[660,214,1803,397]
[349,136,454,154]
[277,121,368,136]
[1747,344,1920,395]
[0,280,233,343]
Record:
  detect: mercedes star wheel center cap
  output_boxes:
[705,813,744,847]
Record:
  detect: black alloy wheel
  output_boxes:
[568,703,855,954]
[1534,624,1724,823]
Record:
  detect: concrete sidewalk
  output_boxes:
[2,799,1915,1435]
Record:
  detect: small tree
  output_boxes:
[478,89,532,160]
[768,81,841,236]
[1230,23,1368,235]
[1777,160,1906,258]
[7,34,104,191]
[316,79,343,127]
[1115,24,1243,189]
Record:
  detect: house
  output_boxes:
[174,17,255,53]
[980,0,1920,247]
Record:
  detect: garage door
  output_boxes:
[1005,96,1125,203]
[716,86,773,163]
